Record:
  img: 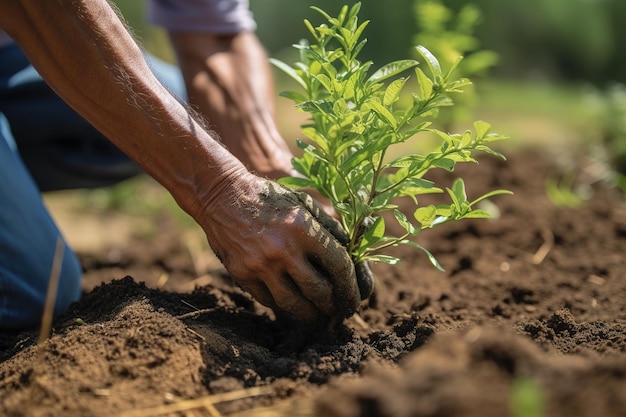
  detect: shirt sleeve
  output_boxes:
[147,0,257,34]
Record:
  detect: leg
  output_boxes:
[0,113,82,329]
[0,44,186,191]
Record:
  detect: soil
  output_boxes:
[1,148,625,417]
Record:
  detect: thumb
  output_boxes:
[294,191,349,245]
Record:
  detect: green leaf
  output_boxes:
[445,78,472,93]
[346,2,362,22]
[481,133,509,144]
[360,216,385,248]
[269,58,307,90]
[460,130,473,147]
[314,74,334,93]
[414,205,437,227]
[393,209,417,235]
[400,239,445,271]
[469,189,514,206]
[296,139,331,163]
[415,45,442,78]
[383,77,408,107]
[474,120,492,138]
[335,4,348,26]
[351,20,370,50]
[399,187,442,206]
[291,155,311,177]
[293,42,325,63]
[415,67,433,100]
[433,205,453,219]
[310,5,334,23]
[341,147,372,172]
[400,121,432,139]
[276,176,316,189]
[363,98,397,129]
[362,254,402,265]
[450,178,468,206]
[297,99,335,116]
[452,178,467,203]
[384,154,427,170]
[278,90,308,103]
[303,19,318,40]
[367,59,420,84]
[462,209,492,219]
[351,39,368,62]
[430,128,453,144]
[407,241,446,272]
[444,55,464,79]
[301,127,330,152]
[432,157,456,171]
[475,145,506,159]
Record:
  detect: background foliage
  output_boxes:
[113,0,626,87]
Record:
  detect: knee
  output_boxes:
[0,243,82,330]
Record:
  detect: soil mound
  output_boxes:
[1,149,625,416]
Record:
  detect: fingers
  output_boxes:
[355,261,375,300]
[261,235,357,321]
[294,213,360,318]
[241,274,322,322]
[244,209,359,321]
[294,191,349,245]
[296,190,376,302]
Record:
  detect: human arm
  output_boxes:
[0,0,361,322]
[168,31,294,180]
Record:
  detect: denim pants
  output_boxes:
[0,44,186,329]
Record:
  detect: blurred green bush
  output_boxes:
[113,0,624,86]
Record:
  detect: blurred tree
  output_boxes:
[110,0,624,85]
[413,0,498,75]
[448,0,615,84]
[251,0,415,65]
[412,0,498,126]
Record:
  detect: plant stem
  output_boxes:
[367,232,412,254]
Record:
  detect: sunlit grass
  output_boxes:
[473,78,594,148]
[43,175,201,253]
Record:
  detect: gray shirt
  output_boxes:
[148,0,256,33]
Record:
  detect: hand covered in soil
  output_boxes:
[293,192,375,301]
[198,173,366,323]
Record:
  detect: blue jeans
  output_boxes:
[0,114,82,329]
[0,45,186,329]
[0,44,187,191]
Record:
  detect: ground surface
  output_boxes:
[1,149,625,417]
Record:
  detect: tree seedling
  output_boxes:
[272,3,511,269]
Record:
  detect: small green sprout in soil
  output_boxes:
[510,376,546,417]
[272,3,511,269]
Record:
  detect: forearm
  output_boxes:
[169,31,294,179]
[0,0,247,218]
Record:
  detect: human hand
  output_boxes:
[196,173,364,323]
[170,31,295,180]
[293,191,375,301]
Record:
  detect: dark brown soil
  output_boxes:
[1,149,625,417]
